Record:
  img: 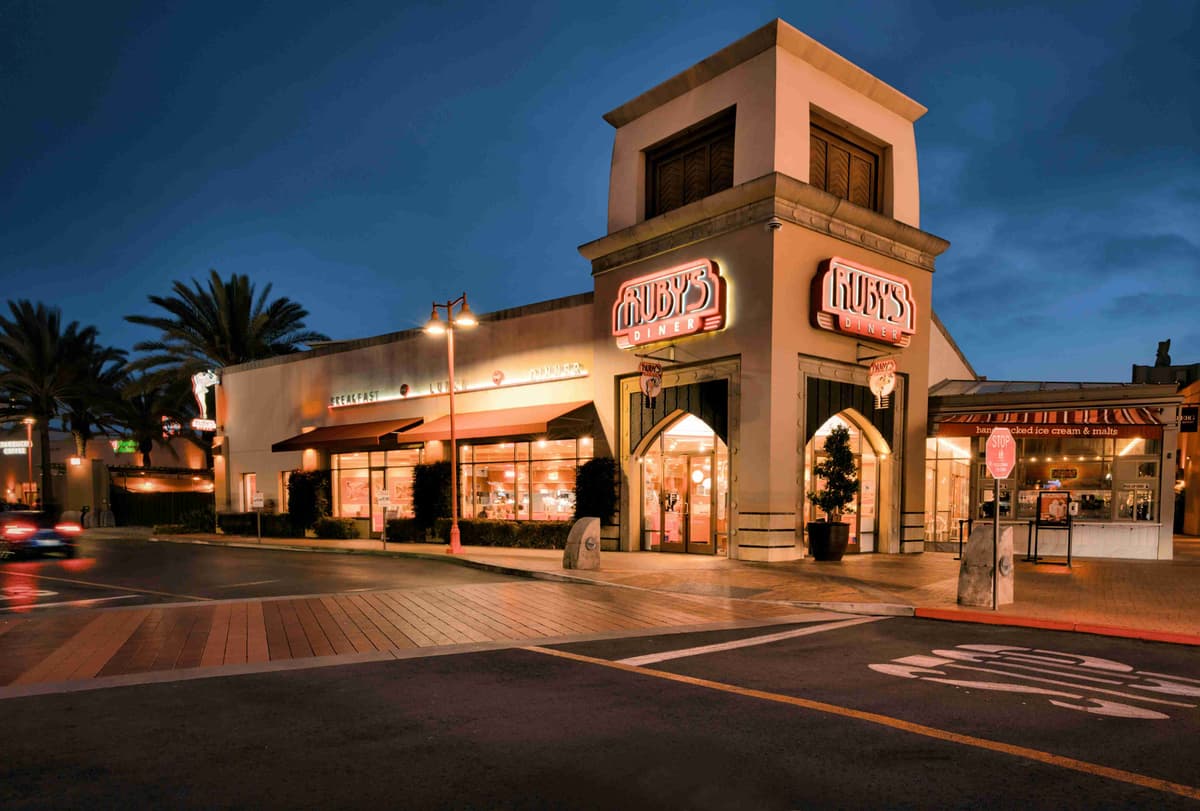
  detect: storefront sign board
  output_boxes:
[612,259,725,349]
[329,361,588,409]
[985,427,1016,480]
[1182,406,1198,433]
[939,422,1160,439]
[812,257,916,347]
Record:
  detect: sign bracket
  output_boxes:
[634,346,679,365]
[856,343,890,363]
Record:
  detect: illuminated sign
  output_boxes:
[611,259,726,349]
[328,362,588,409]
[191,418,217,432]
[868,358,897,410]
[111,439,139,454]
[0,440,31,449]
[191,370,219,420]
[2,448,25,456]
[812,257,915,347]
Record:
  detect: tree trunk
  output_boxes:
[39,422,53,511]
[72,429,86,458]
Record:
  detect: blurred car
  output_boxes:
[0,508,80,558]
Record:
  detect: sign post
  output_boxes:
[377,489,391,549]
[985,428,1016,610]
[252,492,264,542]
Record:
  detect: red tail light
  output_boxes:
[4,523,36,538]
[55,522,82,535]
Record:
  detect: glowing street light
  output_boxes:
[22,417,34,505]
[425,293,477,553]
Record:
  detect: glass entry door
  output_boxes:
[659,453,715,554]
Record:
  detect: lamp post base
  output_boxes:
[447,523,463,554]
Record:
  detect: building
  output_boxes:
[214,19,1183,560]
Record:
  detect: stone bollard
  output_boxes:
[563,517,601,570]
[957,523,1014,608]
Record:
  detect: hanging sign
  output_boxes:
[868,358,897,410]
[612,259,726,349]
[639,361,663,407]
[812,257,916,347]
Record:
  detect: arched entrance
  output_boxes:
[804,411,891,554]
[637,413,729,555]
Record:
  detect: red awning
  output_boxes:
[394,401,593,443]
[271,417,422,452]
[935,408,1163,438]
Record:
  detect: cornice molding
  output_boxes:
[579,173,949,275]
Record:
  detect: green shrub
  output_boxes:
[288,469,331,534]
[430,518,570,549]
[179,505,216,532]
[413,462,451,531]
[217,512,257,535]
[314,517,359,539]
[385,517,421,541]
[574,457,618,523]
[260,513,296,537]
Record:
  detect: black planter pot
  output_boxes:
[807,521,850,561]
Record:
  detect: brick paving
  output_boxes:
[0,581,816,693]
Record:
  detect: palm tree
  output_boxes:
[62,335,129,457]
[125,270,330,379]
[0,301,99,506]
[110,377,193,468]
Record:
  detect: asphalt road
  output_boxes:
[0,535,517,613]
[1,617,1195,809]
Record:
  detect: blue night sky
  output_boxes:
[1,0,1196,381]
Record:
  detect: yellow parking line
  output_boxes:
[525,645,1200,802]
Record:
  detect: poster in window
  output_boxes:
[341,477,368,510]
[1037,491,1070,526]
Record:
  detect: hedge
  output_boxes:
[427,518,571,549]
[314,517,359,539]
[574,457,618,523]
[385,517,422,541]
[216,512,297,537]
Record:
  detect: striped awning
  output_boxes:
[935,408,1162,438]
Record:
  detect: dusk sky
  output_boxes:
[2,0,1196,382]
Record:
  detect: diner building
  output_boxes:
[213,19,1184,560]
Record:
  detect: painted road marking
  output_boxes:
[1,595,141,611]
[215,580,279,589]
[617,616,884,666]
[526,645,1200,802]
[0,570,209,602]
[871,645,1200,720]
[2,585,58,600]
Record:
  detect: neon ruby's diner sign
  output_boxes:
[612,259,726,349]
[812,257,916,347]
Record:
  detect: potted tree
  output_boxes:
[806,424,860,561]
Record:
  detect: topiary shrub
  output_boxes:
[413,461,451,532]
[314,517,359,539]
[180,505,216,533]
[288,469,331,534]
[574,457,618,523]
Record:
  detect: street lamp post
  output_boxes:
[425,293,477,554]
[22,417,34,505]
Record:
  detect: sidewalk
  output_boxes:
[101,527,1200,644]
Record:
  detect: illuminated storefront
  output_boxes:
[215,20,1182,562]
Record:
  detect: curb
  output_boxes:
[914,607,1200,647]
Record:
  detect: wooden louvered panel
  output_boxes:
[656,157,684,215]
[683,146,708,204]
[645,107,736,218]
[826,142,851,200]
[848,155,873,208]
[710,134,734,193]
[810,134,827,192]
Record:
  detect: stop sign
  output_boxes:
[985,427,1016,479]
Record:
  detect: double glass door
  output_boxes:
[659,453,715,554]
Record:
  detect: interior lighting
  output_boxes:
[1118,439,1141,457]
[68,456,82,467]
[691,469,704,484]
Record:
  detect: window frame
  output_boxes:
[644,106,736,219]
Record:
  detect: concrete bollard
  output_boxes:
[563,517,601,570]
[957,523,1014,608]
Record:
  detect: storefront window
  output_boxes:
[331,448,422,520]
[962,434,1162,523]
[925,437,971,542]
[459,439,592,521]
